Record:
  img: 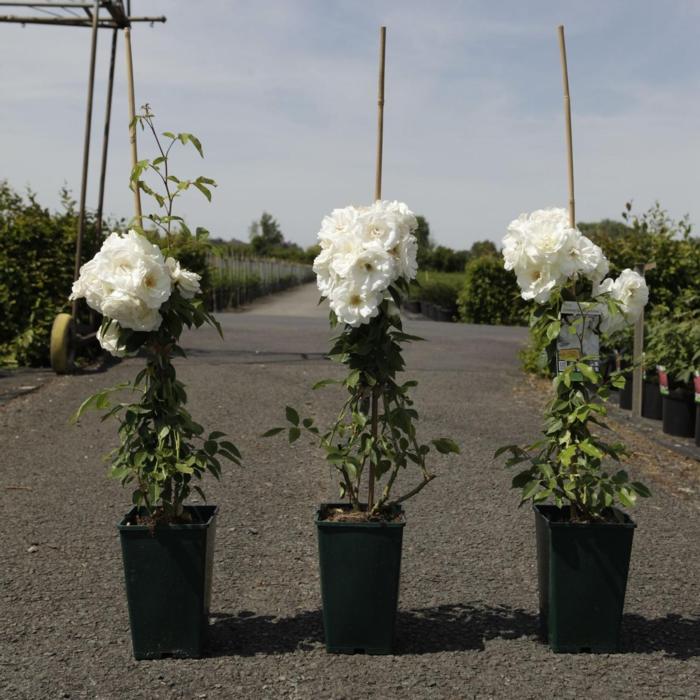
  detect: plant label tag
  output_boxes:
[556,302,601,374]
[657,366,670,396]
[694,372,700,404]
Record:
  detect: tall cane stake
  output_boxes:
[368,25,387,511]
[557,25,575,228]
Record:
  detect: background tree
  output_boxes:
[249,211,284,255]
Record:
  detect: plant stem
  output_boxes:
[368,388,379,510]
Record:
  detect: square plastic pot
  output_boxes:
[662,391,695,438]
[641,379,662,420]
[118,505,217,660]
[316,503,404,654]
[534,504,635,653]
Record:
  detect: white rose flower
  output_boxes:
[613,268,649,321]
[70,230,172,316]
[393,233,418,281]
[345,245,397,293]
[329,282,383,327]
[515,262,559,304]
[165,257,201,299]
[97,322,128,357]
[101,290,163,332]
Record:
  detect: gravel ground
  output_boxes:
[1,284,698,699]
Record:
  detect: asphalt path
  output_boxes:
[1,283,698,699]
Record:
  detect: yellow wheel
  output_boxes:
[50,313,76,374]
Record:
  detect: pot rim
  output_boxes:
[533,503,636,529]
[117,504,218,531]
[316,501,405,528]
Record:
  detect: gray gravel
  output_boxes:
[1,283,698,699]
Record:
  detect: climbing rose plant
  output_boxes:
[267,201,460,517]
[497,207,651,522]
[72,107,240,523]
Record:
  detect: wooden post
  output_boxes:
[631,262,656,417]
[557,25,575,228]
[368,25,386,512]
[124,26,143,225]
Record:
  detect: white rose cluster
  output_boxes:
[595,268,649,335]
[70,229,202,354]
[503,208,608,303]
[313,200,418,327]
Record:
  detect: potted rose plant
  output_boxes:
[266,201,459,654]
[72,107,240,659]
[498,208,651,653]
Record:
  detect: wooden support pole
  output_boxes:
[368,25,386,512]
[124,26,142,225]
[557,25,575,228]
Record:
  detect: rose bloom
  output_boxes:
[166,257,201,299]
[97,321,128,357]
[312,200,418,326]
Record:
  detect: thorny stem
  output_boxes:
[368,388,379,510]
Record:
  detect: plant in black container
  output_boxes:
[645,295,699,438]
[498,207,651,653]
[71,107,240,659]
[266,200,459,654]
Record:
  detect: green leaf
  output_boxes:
[261,427,284,437]
[432,438,460,454]
[288,427,301,443]
[285,406,299,426]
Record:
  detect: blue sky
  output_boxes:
[1,0,698,249]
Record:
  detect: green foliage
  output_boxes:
[497,286,650,522]
[580,202,700,311]
[458,255,527,325]
[423,245,469,272]
[645,290,700,388]
[267,280,460,516]
[414,215,433,269]
[0,183,107,366]
[409,271,464,310]
[74,107,240,522]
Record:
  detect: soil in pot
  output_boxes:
[534,504,635,653]
[118,504,217,660]
[316,502,404,654]
[662,390,695,438]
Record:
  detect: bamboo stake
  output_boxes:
[557,25,575,228]
[368,25,387,512]
[124,26,142,225]
[374,25,386,202]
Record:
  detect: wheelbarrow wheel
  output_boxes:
[50,313,76,374]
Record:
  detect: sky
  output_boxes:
[1,0,699,249]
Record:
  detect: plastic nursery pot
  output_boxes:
[661,390,695,439]
[316,502,405,654]
[118,505,218,660]
[641,379,663,421]
[534,504,635,654]
[695,404,700,447]
[618,373,633,410]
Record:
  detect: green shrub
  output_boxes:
[0,183,104,366]
[411,271,464,311]
[458,255,527,325]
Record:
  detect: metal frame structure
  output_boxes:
[1,2,166,371]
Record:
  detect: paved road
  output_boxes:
[1,283,698,699]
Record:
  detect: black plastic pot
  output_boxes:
[434,307,455,323]
[534,504,635,653]
[118,505,218,660]
[316,503,404,654]
[618,373,632,410]
[641,379,662,420]
[402,299,421,314]
[696,404,700,447]
[661,390,695,438]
